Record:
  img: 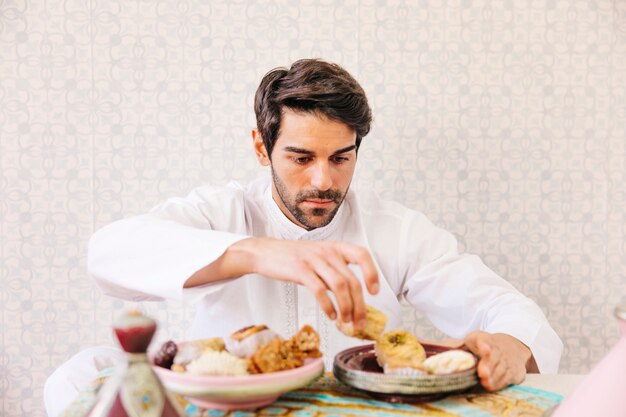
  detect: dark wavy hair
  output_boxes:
[254,59,372,158]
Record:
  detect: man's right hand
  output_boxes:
[185,237,379,330]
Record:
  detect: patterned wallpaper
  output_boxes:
[1,1,625,416]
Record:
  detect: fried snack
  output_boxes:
[422,349,476,374]
[186,350,249,376]
[249,325,322,373]
[249,338,304,373]
[336,305,387,341]
[290,324,322,359]
[225,325,281,359]
[375,330,427,375]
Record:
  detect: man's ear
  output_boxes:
[252,128,270,166]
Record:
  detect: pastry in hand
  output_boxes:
[375,330,427,375]
[225,324,280,359]
[336,305,387,341]
[422,349,476,374]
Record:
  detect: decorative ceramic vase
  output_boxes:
[550,304,626,417]
[84,310,184,417]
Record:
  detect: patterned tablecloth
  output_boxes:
[62,371,562,417]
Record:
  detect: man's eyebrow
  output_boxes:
[283,146,314,155]
[331,145,357,155]
[282,145,356,156]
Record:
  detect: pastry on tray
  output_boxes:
[375,330,427,375]
[336,304,387,341]
[422,349,476,374]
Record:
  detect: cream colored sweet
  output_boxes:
[186,350,249,376]
[422,349,476,374]
[225,325,281,359]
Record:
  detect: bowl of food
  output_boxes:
[151,325,324,410]
[333,342,478,402]
[334,305,479,403]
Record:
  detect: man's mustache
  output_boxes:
[296,189,342,203]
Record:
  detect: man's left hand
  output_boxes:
[463,331,536,391]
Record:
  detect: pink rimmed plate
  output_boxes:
[152,354,324,410]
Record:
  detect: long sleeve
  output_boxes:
[396,211,563,374]
[88,184,250,303]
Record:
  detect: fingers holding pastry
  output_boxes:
[324,253,367,328]
[336,304,387,341]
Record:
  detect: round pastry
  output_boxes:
[422,349,476,375]
[375,330,427,374]
[225,324,281,359]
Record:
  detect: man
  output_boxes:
[46,58,561,415]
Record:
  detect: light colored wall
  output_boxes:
[1,1,625,416]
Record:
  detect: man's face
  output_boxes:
[254,109,358,230]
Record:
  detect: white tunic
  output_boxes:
[88,176,563,373]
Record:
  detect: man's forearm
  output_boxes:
[183,237,257,288]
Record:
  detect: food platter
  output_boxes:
[333,343,479,403]
[152,352,324,410]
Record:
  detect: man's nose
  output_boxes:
[310,162,333,191]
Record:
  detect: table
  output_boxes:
[62,372,585,417]
[521,374,584,396]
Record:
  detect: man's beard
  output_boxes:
[272,169,347,230]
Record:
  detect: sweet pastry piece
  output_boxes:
[422,349,476,375]
[172,337,225,370]
[375,330,427,375]
[249,325,322,373]
[186,350,249,376]
[290,324,322,359]
[249,338,304,373]
[336,305,387,341]
[225,325,280,359]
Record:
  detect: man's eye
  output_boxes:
[332,156,349,164]
[294,157,311,164]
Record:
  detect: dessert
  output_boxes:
[422,349,476,374]
[225,325,280,359]
[291,324,322,358]
[249,325,322,373]
[171,337,225,372]
[153,340,177,369]
[375,330,427,375]
[186,350,249,376]
[336,304,387,341]
[154,324,321,376]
